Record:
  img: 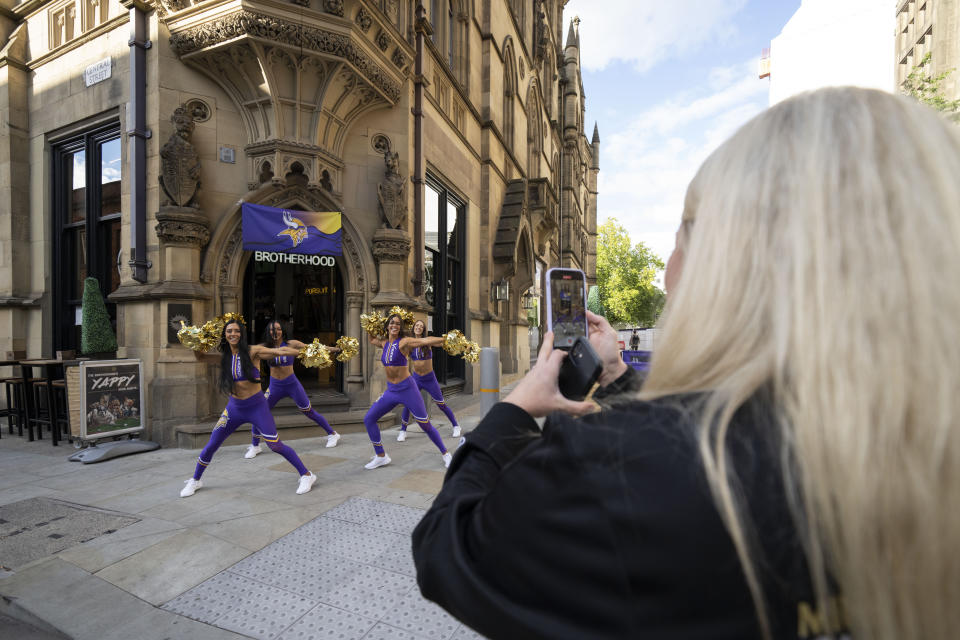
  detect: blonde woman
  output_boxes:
[412,88,960,640]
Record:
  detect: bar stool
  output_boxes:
[0,375,25,436]
[50,379,70,444]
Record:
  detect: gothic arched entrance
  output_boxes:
[203,183,374,397]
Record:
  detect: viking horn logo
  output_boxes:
[277,211,308,248]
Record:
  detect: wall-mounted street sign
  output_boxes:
[84,58,112,87]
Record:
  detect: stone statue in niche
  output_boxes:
[159,105,201,208]
[377,151,406,230]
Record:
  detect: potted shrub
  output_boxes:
[81,277,118,359]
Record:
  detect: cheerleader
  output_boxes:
[245,321,341,458]
[362,314,452,470]
[397,319,461,441]
[181,317,316,497]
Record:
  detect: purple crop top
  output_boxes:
[410,345,432,361]
[231,353,261,382]
[270,341,295,368]
[381,339,408,367]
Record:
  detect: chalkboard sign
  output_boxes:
[77,360,145,440]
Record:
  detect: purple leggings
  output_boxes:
[400,371,458,430]
[193,393,308,480]
[252,375,334,446]
[364,376,446,455]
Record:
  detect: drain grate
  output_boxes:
[0,498,139,570]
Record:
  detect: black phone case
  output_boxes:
[558,336,603,401]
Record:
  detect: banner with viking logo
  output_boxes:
[241,203,342,255]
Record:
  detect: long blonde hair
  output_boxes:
[642,87,960,639]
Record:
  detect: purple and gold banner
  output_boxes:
[241,202,342,256]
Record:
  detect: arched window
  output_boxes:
[527,85,542,178]
[503,43,516,153]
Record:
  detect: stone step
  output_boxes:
[174,408,396,449]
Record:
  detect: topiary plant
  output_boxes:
[81,277,118,356]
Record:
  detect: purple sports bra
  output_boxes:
[381,339,408,367]
[410,345,432,361]
[231,353,261,382]
[271,341,295,368]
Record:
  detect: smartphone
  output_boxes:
[545,268,588,350]
[558,336,603,401]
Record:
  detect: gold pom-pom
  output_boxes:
[335,336,359,362]
[361,311,387,338]
[220,312,246,327]
[462,341,481,364]
[441,329,469,356]
[387,306,416,330]
[298,338,333,369]
[177,321,205,351]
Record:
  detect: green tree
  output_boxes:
[595,218,665,327]
[902,52,960,119]
[81,277,118,355]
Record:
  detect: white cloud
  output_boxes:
[596,59,769,264]
[564,0,749,72]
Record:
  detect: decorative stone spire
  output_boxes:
[566,17,579,50]
[592,122,600,144]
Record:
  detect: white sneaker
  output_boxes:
[397,430,407,442]
[180,478,202,498]
[442,452,452,468]
[451,426,461,438]
[325,433,340,448]
[244,444,262,459]
[296,472,317,495]
[364,454,392,470]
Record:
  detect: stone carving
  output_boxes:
[184,98,211,122]
[355,7,372,31]
[322,0,344,16]
[377,151,406,230]
[371,133,391,155]
[372,234,411,263]
[168,12,402,102]
[391,49,407,69]
[218,227,243,285]
[155,209,211,247]
[159,106,201,208]
[376,30,390,51]
[345,291,364,307]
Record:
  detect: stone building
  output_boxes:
[895,0,960,100]
[0,0,599,444]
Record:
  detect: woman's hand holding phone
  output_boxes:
[586,311,629,387]
[502,332,596,419]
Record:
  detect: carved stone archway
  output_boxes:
[200,183,376,397]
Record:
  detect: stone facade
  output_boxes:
[896,0,960,100]
[0,0,599,445]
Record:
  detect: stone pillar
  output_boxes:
[345,291,364,394]
[370,228,418,308]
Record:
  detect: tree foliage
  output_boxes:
[902,52,960,120]
[595,218,665,327]
[81,277,118,355]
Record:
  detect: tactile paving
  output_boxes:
[163,496,489,639]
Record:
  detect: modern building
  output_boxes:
[764,0,894,104]
[895,0,960,100]
[0,0,599,444]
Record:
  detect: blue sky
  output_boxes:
[564,0,801,267]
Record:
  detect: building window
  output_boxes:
[424,176,465,383]
[504,44,516,153]
[53,123,122,351]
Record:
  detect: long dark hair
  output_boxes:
[261,320,284,348]
[412,319,431,358]
[218,321,259,395]
[385,314,406,340]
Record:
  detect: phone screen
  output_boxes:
[549,269,587,349]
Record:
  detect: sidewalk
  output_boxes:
[0,385,514,640]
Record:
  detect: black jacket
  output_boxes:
[412,369,818,639]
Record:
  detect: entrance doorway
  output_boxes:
[242,255,344,392]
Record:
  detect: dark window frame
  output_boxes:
[52,122,123,352]
[425,174,466,383]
